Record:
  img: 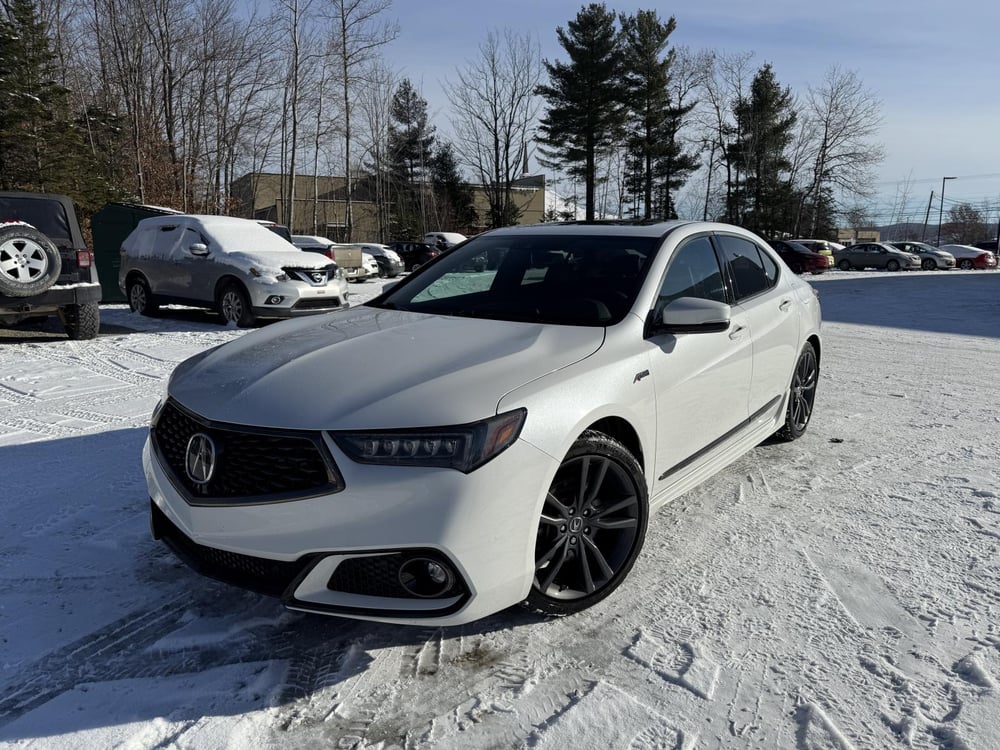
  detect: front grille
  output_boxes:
[292,297,343,311]
[284,267,331,285]
[151,399,343,505]
[151,501,312,597]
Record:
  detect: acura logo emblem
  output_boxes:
[185,433,217,484]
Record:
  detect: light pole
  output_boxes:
[937,176,956,246]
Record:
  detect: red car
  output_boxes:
[938,244,998,270]
[769,240,832,274]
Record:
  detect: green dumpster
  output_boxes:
[91,202,181,303]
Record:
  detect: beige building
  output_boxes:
[230,172,546,241]
[837,228,880,244]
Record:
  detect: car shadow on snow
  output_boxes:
[0,427,543,741]
[812,270,1000,339]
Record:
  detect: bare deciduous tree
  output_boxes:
[325,0,397,240]
[445,28,541,228]
[802,66,884,234]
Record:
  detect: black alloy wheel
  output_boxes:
[921,258,936,271]
[838,259,852,271]
[776,342,818,441]
[523,431,648,616]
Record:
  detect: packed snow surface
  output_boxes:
[1,270,999,748]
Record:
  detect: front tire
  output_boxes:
[218,282,255,327]
[776,342,818,441]
[921,258,936,271]
[522,431,648,617]
[886,259,901,272]
[959,259,974,270]
[837,259,851,271]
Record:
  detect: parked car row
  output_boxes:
[770,236,997,274]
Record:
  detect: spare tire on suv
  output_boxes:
[0,222,63,297]
[0,192,102,340]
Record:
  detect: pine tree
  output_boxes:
[0,0,102,207]
[536,3,625,221]
[429,142,477,233]
[727,63,798,235]
[387,79,435,236]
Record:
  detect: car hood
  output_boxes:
[226,250,333,271]
[168,306,605,430]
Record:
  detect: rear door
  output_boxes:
[715,233,799,420]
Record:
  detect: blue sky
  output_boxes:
[380,0,1000,225]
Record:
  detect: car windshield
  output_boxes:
[202,222,299,253]
[371,232,659,326]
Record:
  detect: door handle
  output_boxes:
[779,299,792,312]
[729,325,746,340]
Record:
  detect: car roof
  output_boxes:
[481,220,700,240]
[137,214,262,229]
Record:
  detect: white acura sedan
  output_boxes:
[145,221,822,625]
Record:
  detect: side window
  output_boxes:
[759,246,779,285]
[716,234,774,300]
[181,228,204,252]
[654,236,727,318]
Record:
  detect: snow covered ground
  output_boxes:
[1,269,999,749]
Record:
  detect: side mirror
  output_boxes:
[189,243,209,256]
[657,297,731,334]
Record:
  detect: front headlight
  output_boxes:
[249,266,289,281]
[332,409,526,473]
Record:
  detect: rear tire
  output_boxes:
[522,431,648,617]
[127,276,159,317]
[775,342,818,441]
[59,302,100,340]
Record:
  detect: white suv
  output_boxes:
[119,215,349,326]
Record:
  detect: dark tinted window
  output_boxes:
[655,236,727,318]
[716,234,774,300]
[376,233,657,326]
[0,197,72,244]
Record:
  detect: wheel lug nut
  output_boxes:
[560,525,567,532]
[570,537,577,545]
[584,527,590,533]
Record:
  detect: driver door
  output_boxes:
[644,235,752,496]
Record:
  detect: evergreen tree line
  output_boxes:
[1,0,885,242]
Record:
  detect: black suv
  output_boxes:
[0,192,101,339]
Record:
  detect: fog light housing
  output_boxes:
[398,557,456,598]
[265,295,284,305]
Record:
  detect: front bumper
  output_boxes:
[144,434,558,625]
[247,278,349,318]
